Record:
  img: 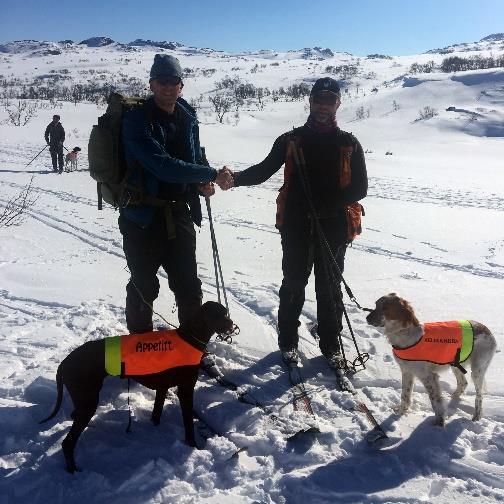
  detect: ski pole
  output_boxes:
[25,145,48,168]
[205,196,230,314]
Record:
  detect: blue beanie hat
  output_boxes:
[150,54,183,81]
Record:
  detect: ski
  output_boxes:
[201,354,269,409]
[200,354,317,439]
[353,402,389,443]
[307,322,388,442]
[331,366,388,442]
[193,408,248,460]
[285,362,320,434]
[164,388,247,459]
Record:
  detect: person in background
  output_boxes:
[44,114,65,173]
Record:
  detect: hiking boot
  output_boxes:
[281,348,299,365]
[325,351,345,370]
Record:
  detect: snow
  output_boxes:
[0,37,503,503]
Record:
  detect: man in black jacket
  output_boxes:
[44,115,65,173]
[219,77,368,367]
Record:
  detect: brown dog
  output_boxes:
[366,293,496,426]
[40,301,234,473]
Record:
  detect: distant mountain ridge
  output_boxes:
[425,33,504,54]
[481,33,504,42]
[1,33,501,57]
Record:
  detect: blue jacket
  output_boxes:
[121,96,217,227]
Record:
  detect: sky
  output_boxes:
[0,0,503,56]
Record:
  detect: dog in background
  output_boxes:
[366,293,496,426]
[40,301,235,473]
[65,146,81,172]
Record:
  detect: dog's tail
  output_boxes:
[39,366,64,424]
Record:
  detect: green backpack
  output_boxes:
[88,92,146,209]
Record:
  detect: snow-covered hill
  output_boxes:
[0,35,503,503]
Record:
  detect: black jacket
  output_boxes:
[44,122,65,147]
[235,125,367,220]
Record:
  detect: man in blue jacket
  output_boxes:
[120,54,232,333]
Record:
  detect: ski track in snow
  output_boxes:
[2,181,502,282]
[369,176,504,211]
[220,163,504,211]
[3,172,503,283]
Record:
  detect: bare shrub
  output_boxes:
[355,106,365,120]
[417,106,438,120]
[409,61,437,74]
[0,176,38,227]
[209,92,235,123]
[1,99,38,126]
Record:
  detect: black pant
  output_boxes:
[119,206,202,334]
[49,145,64,171]
[277,212,347,356]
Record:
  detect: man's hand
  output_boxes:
[199,182,215,197]
[215,166,234,190]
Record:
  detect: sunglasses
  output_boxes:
[155,76,182,87]
[311,91,340,105]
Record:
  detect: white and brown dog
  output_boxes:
[65,147,81,172]
[366,293,496,425]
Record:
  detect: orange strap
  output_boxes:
[339,146,353,188]
[276,140,296,228]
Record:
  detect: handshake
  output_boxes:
[215,166,234,190]
[199,167,235,197]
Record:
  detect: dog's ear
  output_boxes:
[398,298,420,327]
[378,294,418,327]
[201,301,233,334]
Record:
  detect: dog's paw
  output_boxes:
[63,454,80,474]
[65,463,81,474]
[392,403,408,415]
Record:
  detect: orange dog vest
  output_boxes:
[104,329,203,376]
[393,320,474,365]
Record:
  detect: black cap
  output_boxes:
[311,77,341,96]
